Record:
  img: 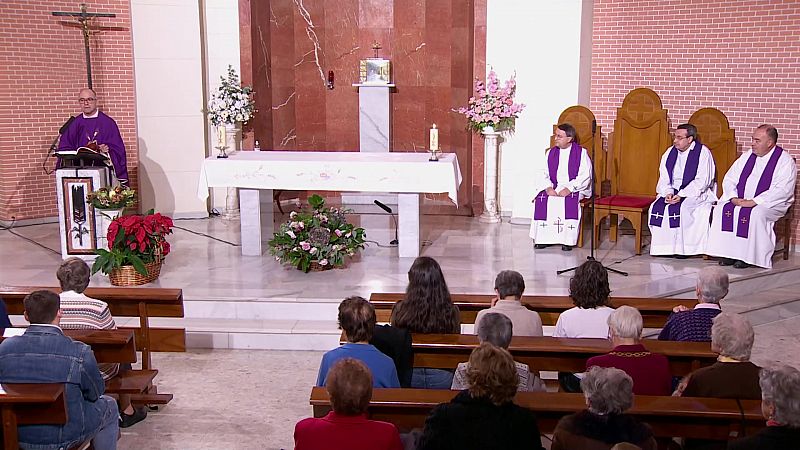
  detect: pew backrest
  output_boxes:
[369,292,696,327]
[309,387,764,441]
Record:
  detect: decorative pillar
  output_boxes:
[223,123,240,219]
[480,126,502,223]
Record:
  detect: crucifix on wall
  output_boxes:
[51,3,120,89]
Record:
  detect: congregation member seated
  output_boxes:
[0,290,119,450]
[56,257,146,427]
[317,296,399,388]
[296,358,403,450]
[551,366,657,450]
[675,313,761,399]
[390,256,460,389]
[0,296,11,329]
[706,124,796,269]
[555,260,615,391]
[417,343,545,450]
[647,123,718,258]
[370,322,413,388]
[530,122,593,252]
[587,306,671,395]
[659,266,728,342]
[474,270,543,337]
[452,313,546,392]
[728,365,800,450]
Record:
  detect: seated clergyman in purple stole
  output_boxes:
[706,125,796,269]
[647,124,717,258]
[529,123,592,251]
[57,88,129,187]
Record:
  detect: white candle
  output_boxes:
[430,124,439,151]
[218,126,226,147]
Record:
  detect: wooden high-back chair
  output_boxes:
[549,106,603,247]
[593,88,672,255]
[689,107,737,198]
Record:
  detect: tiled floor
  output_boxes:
[2,211,800,449]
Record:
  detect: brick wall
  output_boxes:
[591,0,800,235]
[0,1,137,222]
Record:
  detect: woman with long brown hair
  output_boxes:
[391,256,460,388]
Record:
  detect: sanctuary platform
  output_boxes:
[3,206,800,352]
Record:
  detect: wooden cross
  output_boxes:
[52,3,117,89]
[372,42,382,58]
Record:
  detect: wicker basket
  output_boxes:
[109,258,163,286]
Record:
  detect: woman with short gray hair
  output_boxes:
[728,365,800,449]
[552,366,657,450]
[586,306,671,395]
[676,313,761,400]
[659,266,727,341]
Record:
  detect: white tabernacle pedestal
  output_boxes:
[197,151,462,258]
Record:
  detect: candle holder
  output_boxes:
[428,148,440,161]
[216,145,229,159]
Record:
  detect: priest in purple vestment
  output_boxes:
[57,88,129,186]
[706,125,796,269]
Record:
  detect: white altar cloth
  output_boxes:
[197,151,463,257]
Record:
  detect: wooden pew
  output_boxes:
[410,334,716,376]
[0,286,186,371]
[309,387,765,440]
[369,293,696,327]
[0,383,69,449]
[0,329,161,400]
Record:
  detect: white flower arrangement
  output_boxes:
[207,65,256,126]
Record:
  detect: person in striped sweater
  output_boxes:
[56,257,147,428]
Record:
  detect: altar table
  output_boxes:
[197,151,462,257]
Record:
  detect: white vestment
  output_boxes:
[706,146,796,268]
[529,146,592,245]
[648,142,718,256]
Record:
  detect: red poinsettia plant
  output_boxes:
[92,209,174,276]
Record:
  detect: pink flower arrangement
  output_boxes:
[456,70,525,132]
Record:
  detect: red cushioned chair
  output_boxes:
[593,88,672,255]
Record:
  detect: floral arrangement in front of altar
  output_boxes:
[207,65,256,126]
[86,185,136,210]
[268,195,367,273]
[456,69,525,133]
[92,210,174,276]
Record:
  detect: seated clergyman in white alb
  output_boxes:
[706,124,796,269]
[648,123,717,258]
[529,123,592,251]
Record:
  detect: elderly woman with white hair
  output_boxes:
[659,266,728,341]
[676,313,761,399]
[728,365,800,449]
[586,306,671,395]
[552,366,657,450]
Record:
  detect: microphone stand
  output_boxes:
[557,121,628,276]
[373,200,399,245]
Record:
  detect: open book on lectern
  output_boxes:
[55,146,111,164]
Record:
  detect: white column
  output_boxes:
[480,127,502,223]
[344,84,397,205]
[239,189,274,256]
[397,193,421,258]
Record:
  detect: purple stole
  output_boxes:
[533,142,581,221]
[649,141,703,228]
[721,146,784,238]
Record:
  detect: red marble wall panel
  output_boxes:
[241,0,485,213]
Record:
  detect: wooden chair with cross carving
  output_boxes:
[593,88,672,255]
[548,106,604,248]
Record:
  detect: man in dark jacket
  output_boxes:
[0,290,119,450]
